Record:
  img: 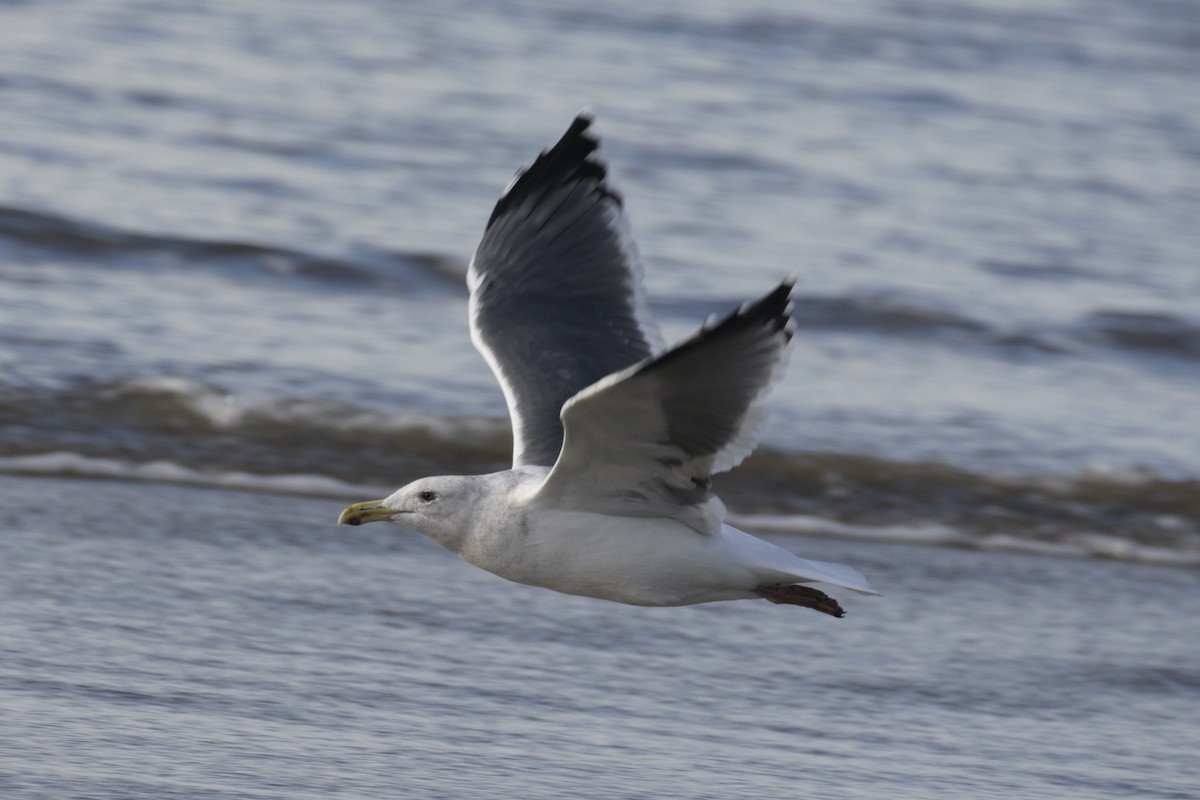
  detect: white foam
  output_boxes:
[730,512,1200,567]
[0,451,390,499]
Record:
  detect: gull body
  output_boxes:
[347,468,874,608]
[340,115,878,617]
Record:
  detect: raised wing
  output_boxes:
[534,280,795,534]
[468,114,663,467]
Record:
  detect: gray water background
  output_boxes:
[3,476,1198,799]
[2,0,1199,796]
[2,0,1199,563]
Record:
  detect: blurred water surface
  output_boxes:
[1,0,1198,796]
[3,477,1198,799]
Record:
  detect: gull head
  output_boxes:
[338,475,481,549]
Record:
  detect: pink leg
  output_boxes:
[756,584,845,618]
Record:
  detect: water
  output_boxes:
[4,476,1198,800]
[2,0,1199,796]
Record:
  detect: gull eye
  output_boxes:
[417,490,438,503]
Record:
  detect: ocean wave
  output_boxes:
[1076,310,1200,358]
[2,449,1194,567]
[5,203,1195,362]
[729,513,1200,567]
[0,204,463,291]
[667,289,1199,360]
[2,374,1197,567]
[1,376,514,484]
[0,451,390,499]
[791,291,1198,360]
[90,376,508,444]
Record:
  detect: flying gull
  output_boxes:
[339,114,877,617]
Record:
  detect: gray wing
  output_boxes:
[534,281,795,534]
[468,114,663,467]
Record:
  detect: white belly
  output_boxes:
[458,510,761,606]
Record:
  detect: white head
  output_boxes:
[338,475,482,551]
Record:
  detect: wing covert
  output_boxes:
[535,280,796,534]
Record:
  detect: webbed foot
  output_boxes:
[756,584,845,618]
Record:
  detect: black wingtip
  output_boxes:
[736,279,795,341]
[651,279,794,373]
[486,113,614,229]
[566,110,595,137]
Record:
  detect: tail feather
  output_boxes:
[725,524,880,596]
[788,557,880,596]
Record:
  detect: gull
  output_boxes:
[339,114,878,617]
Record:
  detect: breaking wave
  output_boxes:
[3,376,1197,567]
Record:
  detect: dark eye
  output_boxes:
[417,490,438,503]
